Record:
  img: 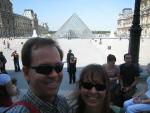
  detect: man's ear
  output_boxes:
[23,66,30,82]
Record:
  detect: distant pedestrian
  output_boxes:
[107,45,111,50]
[66,49,74,72]
[7,41,10,49]
[68,55,77,84]
[3,40,6,45]
[0,51,7,73]
[11,50,21,72]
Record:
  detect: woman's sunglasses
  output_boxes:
[30,62,64,75]
[81,82,106,91]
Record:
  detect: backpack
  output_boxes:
[3,101,40,113]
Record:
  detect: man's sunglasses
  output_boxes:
[81,82,106,91]
[30,62,64,75]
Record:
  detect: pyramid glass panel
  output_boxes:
[53,14,93,38]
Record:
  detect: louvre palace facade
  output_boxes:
[0,0,49,38]
[117,0,150,38]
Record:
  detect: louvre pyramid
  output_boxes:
[53,13,93,38]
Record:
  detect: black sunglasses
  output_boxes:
[30,62,64,75]
[81,82,106,91]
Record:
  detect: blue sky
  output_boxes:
[12,0,135,31]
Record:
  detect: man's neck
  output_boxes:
[125,62,131,66]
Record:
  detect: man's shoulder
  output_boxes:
[57,95,68,103]
[119,63,125,67]
[55,95,73,113]
[4,104,30,113]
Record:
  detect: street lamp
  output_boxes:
[128,0,142,66]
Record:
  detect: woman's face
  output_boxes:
[108,61,115,67]
[80,75,106,108]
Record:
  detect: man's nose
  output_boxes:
[48,69,58,77]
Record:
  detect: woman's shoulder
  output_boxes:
[110,105,123,113]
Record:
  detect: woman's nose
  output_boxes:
[90,86,97,93]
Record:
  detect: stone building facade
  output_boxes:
[0,0,14,37]
[23,9,39,35]
[0,0,49,38]
[117,0,150,38]
[38,22,49,35]
[14,13,32,37]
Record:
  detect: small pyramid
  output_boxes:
[53,13,93,39]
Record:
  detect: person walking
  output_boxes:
[11,50,21,72]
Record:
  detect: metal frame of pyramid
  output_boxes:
[53,13,93,39]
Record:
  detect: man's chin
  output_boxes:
[47,89,58,97]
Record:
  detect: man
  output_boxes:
[119,53,140,103]
[5,37,72,113]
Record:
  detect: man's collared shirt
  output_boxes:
[5,89,72,113]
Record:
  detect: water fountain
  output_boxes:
[109,30,115,38]
[32,29,38,37]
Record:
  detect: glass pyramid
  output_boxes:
[53,13,93,39]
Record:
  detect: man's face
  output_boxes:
[25,46,63,100]
[124,54,132,64]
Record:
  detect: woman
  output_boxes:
[103,54,120,88]
[103,54,120,105]
[76,64,115,113]
[123,63,150,113]
[0,59,17,107]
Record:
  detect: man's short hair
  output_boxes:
[21,37,63,67]
[124,53,131,59]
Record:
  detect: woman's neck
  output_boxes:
[84,106,102,113]
[107,64,114,69]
